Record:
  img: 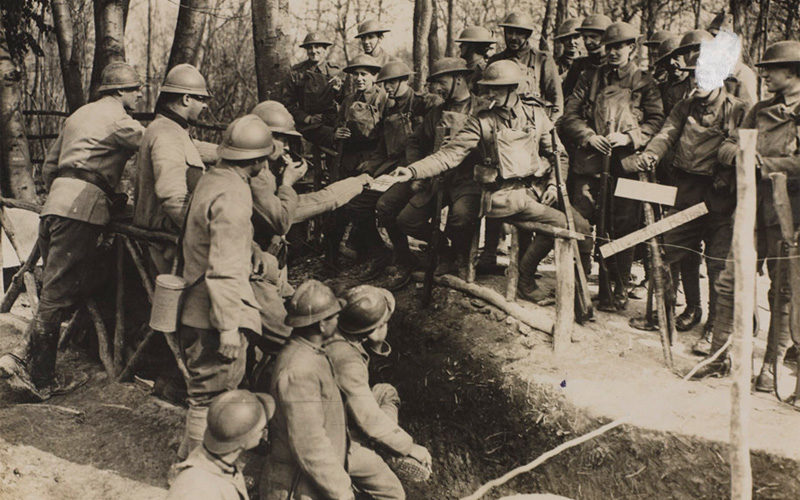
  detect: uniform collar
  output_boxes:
[357,85,379,102]
[605,60,636,82]
[156,106,190,129]
[292,335,326,354]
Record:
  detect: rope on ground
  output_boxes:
[460,417,629,500]
[682,337,733,380]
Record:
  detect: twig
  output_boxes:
[683,337,733,381]
[15,403,83,417]
[460,418,628,500]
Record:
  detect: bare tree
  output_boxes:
[51,0,85,113]
[413,0,433,91]
[252,0,292,101]
[429,1,442,70]
[167,0,210,69]
[445,0,455,57]
[89,0,130,101]
[541,0,556,51]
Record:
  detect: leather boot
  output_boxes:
[27,318,61,390]
[517,235,553,303]
[690,353,732,379]
[676,305,703,331]
[755,363,775,393]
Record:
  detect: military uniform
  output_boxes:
[282,59,342,148]
[556,53,576,82]
[561,52,604,99]
[724,61,758,108]
[489,45,564,119]
[337,84,388,177]
[558,60,665,305]
[466,58,488,94]
[168,446,249,500]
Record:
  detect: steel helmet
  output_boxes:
[554,18,583,41]
[299,32,333,48]
[756,41,800,66]
[654,35,682,66]
[355,19,390,39]
[577,14,612,34]
[285,280,342,328]
[250,101,302,137]
[97,62,142,93]
[344,54,383,74]
[204,390,275,455]
[601,22,640,46]
[375,61,413,83]
[708,12,733,35]
[338,285,396,335]
[455,26,496,44]
[160,63,210,97]
[478,60,522,86]
[218,115,276,161]
[644,30,675,48]
[674,30,714,55]
[498,12,535,33]
[427,57,472,81]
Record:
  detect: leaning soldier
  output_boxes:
[133,63,213,274]
[692,41,800,388]
[326,285,432,497]
[261,280,354,500]
[455,26,497,93]
[176,115,280,459]
[0,62,144,401]
[282,33,342,149]
[554,18,584,82]
[558,22,665,312]
[561,13,612,98]
[393,60,588,303]
[707,12,758,108]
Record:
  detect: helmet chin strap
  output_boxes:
[446,77,457,102]
[501,87,512,108]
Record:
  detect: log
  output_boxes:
[117,327,156,382]
[553,238,574,353]
[504,224,519,302]
[86,299,114,377]
[163,331,190,381]
[113,239,125,375]
[730,129,757,500]
[58,308,83,350]
[510,220,584,241]
[0,207,25,262]
[123,236,154,300]
[0,240,41,313]
[466,220,480,283]
[23,272,38,313]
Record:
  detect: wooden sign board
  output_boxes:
[615,178,677,207]
[599,202,708,258]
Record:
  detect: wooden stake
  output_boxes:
[122,236,154,300]
[23,271,38,313]
[113,239,125,375]
[86,299,115,378]
[730,129,757,500]
[58,309,83,351]
[0,207,25,262]
[504,224,519,302]
[553,238,574,353]
[118,327,156,382]
[466,218,480,283]
[1,241,41,313]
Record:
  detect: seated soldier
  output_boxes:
[325,286,432,498]
[168,390,274,500]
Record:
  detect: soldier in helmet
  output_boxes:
[707,12,757,107]
[355,19,395,67]
[654,35,691,112]
[693,41,800,387]
[168,390,275,500]
[282,33,343,149]
[175,115,282,459]
[0,62,144,401]
[455,26,497,93]
[489,12,563,119]
[394,60,591,303]
[558,21,665,311]
[133,63,214,274]
[643,30,674,74]
[554,18,583,81]
[561,13,612,98]
[261,280,354,500]
[325,285,432,497]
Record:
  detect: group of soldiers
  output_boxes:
[0,7,798,500]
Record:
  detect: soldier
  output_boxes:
[282,33,342,149]
[643,30,674,74]
[554,18,583,81]
[393,60,590,303]
[455,26,497,93]
[707,12,758,108]
[0,62,144,401]
[489,12,563,119]
[326,285,432,497]
[558,22,665,311]
[176,115,280,459]
[133,64,212,274]
[355,19,395,67]
[561,13,612,98]
[654,35,691,112]
[168,390,274,500]
[692,41,800,387]
[378,57,485,288]
[261,280,353,500]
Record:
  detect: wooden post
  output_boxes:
[1,242,41,313]
[504,224,519,302]
[730,129,757,500]
[553,238,574,353]
[86,299,115,378]
[113,239,125,375]
[466,218,481,283]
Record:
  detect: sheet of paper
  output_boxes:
[367,173,402,193]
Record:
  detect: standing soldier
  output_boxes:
[707,12,758,108]
[489,12,563,119]
[133,64,211,274]
[654,35,691,112]
[554,18,584,82]
[261,280,353,500]
[355,19,395,67]
[692,41,800,386]
[558,22,665,311]
[393,60,590,302]
[562,13,612,98]
[0,62,144,401]
[643,30,674,74]
[455,26,497,93]
[282,33,342,149]
[176,115,280,459]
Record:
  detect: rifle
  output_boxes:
[422,185,445,308]
[596,123,615,309]
[551,129,593,323]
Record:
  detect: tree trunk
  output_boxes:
[693,0,702,28]
[89,0,129,102]
[730,0,753,62]
[444,0,455,57]
[428,1,442,71]
[51,0,86,113]
[0,25,37,202]
[167,0,210,70]
[252,0,292,101]
[555,0,570,31]
[412,0,433,92]
[540,0,556,51]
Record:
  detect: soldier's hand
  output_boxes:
[282,156,309,186]
[607,132,632,148]
[392,167,414,183]
[334,127,351,140]
[636,152,657,172]
[408,444,432,469]
[587,134,612,156]
[218,329,241,363]
[541,185,558,206]
[581,183,595,205]
[304,114,323,125]
[329,75,343,91]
